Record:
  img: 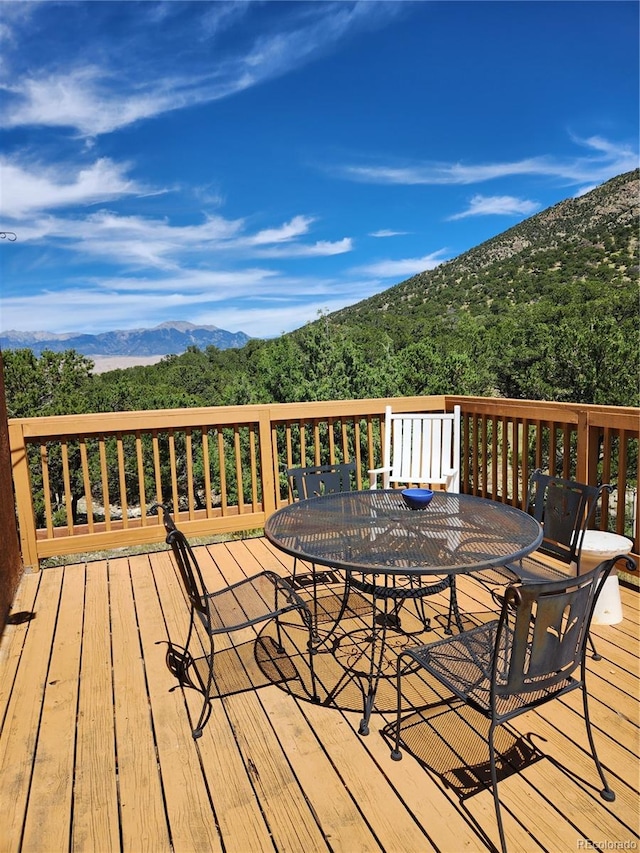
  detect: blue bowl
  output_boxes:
[401,488,434,510]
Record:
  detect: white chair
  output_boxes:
[369,405,461,492]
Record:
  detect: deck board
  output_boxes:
[1,569,63,853]
[1,537,638,853]
[21,563,84,853]
[73,561,120,852]
[111,556,172,853]
[132,551,224,853]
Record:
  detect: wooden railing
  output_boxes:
[9,395,639,570]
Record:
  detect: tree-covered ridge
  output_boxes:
[333,170,638,329]
[3,170,639,418]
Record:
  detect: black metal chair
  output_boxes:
[507,469,614,580]
[390,556,632,853]
[287,461,356,504]
[286,462,355,586]
[477,468,614,657]
[156,504,318,739]
[285,462,358,632]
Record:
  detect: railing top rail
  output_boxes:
[266,395,449,420]
[9,407,270,438]
[448,395,639,420]
[10,395,638,439]
[8,395,451,437]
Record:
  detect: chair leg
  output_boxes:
[274,612,285,653]
[588,631,602,661]
[359,587,390,736]
[192,634,215,739]
[488,721,508,853]
[412,585,429,629]
[193,693,212,739]
[310,563,321,641]
[297,599,320,703]
[581,674,615,802]
[445,576,464,634]
[290,558,323,640]
[390,651,407,761]
[182,606,214,740]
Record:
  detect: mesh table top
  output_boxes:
[265,490,543,577]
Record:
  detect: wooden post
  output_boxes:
[0,350,24,632]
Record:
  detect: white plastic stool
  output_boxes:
[581,531,633,625]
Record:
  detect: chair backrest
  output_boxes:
[155,504,208,618]
[287,461,356,501]
[525,469,613,568]
[494,559,613,700]
[384,405,461,491]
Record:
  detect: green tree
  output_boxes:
[3,349,94,417]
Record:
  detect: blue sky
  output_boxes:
[1,1,638,339]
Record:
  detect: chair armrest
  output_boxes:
[442,467,459,492]
[368,466,388,489]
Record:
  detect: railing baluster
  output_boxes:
[202,428,213,517]
[116,434,128,528]
[185,428,194,516]
[249,424,259,511]
[168,430,178,517]
[61,439,74,534]
[151,431,162,509]
[217,429,227,513]
[99,436,111,531]
[79,436,94,534]
[480,414,488,498]
[233,425,244,513]
[617,430,629,536]
[135,431,146,523]
[41,443,53,537]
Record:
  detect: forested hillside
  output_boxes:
[4,170,638,419]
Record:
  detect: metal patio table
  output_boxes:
[265,489,543,734]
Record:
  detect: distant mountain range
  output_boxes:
[0,321,251,357]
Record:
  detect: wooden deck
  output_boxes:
[1,536,638,853]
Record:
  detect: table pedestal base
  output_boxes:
[592,575,623,625]
[581,531,633,627]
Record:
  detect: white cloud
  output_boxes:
[336,136,639,189]
[0,157,148,219]
[369,229,410,238]
[1,159,350,267]
[574,184,598,198]
[340,158,547,185]
[353,251,447,278]
[448,195,540,220]
[192,296,370,338]
[247,215,315,245]
[0,2,404,137]
[2,68,173,137]
[94,268,279,295]
[9,208,246,269]
[252,238,353,258]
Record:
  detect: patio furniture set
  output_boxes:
[156,406,635,853]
